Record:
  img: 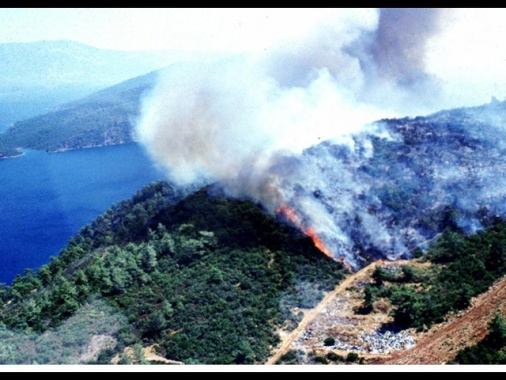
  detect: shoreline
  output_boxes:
[0,148,25,159]
[0,141,136,160]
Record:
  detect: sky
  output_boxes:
[2,7,506,108]
[0,8,353,52]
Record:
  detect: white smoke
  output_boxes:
[135,8,503,268]
[136,9,422,187]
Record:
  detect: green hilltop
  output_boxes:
[0,181,348,364]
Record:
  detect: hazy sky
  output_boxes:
[2,8,506,107]
[0,8,360,52]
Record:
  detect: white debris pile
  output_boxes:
[329,339,367,353]
[359,329,415,353]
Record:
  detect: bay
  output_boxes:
[0,143,165,285]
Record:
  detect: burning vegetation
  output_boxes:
[276,203,334,259]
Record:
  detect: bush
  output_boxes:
[326,351,343,362]
[346,352,359,362]
[277,349,303,364]
[313,355,328,364]
[323,336,335,346]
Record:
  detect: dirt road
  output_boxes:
[266,260,383,364]
[266,255,506,365]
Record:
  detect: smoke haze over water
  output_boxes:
[136,8,506,268]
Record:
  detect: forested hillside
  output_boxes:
[0,181,347,364]
[0,71,157,157]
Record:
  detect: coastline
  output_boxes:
[50,140,132,154]
[0,148,25,160]
[0,141,135,160]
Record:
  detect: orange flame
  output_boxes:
[275,204,333,259]
[305,227,334,259]
[275,203,354,272]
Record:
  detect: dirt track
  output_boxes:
[266,258,506,365]
[266,260,384,364]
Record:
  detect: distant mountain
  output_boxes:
[0,69,158,157]
[0,40,169,90]
[0,40,228,128]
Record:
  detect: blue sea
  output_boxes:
[0,143,165,285]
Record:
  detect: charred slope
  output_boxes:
[282,99,506,268]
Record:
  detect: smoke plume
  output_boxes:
[136,8,504,269]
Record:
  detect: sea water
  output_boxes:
[0,143,165,284]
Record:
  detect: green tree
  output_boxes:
[358,285,375,314]
[140,244,158,272]
[323,336,335,346]
[346,352,359,362]
[451,312,506,364]
[486,312,506,349]
[401,265,415,282]
[372,265,388,286]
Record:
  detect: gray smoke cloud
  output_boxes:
[368,8,445,85]
[352,8,450,114]
[135,8,479,268]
